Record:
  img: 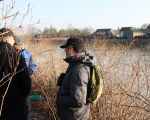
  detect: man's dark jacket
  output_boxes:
[57,56,90,120]
[0,42,31,120]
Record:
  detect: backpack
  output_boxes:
[86,64,104,104]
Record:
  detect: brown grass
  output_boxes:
[27,38,150,120]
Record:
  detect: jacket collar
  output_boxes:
[64,55,82,65]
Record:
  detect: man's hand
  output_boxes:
[57,73,65,86]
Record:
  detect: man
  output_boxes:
[0,28,31,120]
[57,37,90,120]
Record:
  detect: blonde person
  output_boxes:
[0,28,31,120]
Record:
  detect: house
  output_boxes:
[131,29,146,38]
[91,28,113,39]
[146,24,150,38]
[112,29,120,38]
[119,27,132,38]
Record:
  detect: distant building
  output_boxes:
[91,28,113,39]
[131,29,146,38]
[119,27,146,39]
[146,24,150,38]
[112,29,120,38]
[119,27,132,38]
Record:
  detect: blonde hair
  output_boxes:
[0,28,15,39]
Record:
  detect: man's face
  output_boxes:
[64,47,78,58]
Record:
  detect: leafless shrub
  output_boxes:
[28,38,149,120]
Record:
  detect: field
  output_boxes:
[27,38,150,120]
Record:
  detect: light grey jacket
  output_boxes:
[57,56,90,120]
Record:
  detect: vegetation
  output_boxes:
[29,26,92,39]
[27,38,150,120]
[0,1,149,119]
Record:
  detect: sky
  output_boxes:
[1,0,150,31]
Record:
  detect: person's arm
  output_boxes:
[22,49,37,76]
[28,55,37,75]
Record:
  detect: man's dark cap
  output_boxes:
[60,37,85,53]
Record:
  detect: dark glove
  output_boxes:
[57,73,65,86]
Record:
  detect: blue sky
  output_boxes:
[1,0,150,30]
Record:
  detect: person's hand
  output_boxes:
[57,73,65,86]
[30,75,36,82]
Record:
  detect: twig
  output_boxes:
[19,3,30,27]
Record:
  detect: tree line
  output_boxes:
[28,26,93,38]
